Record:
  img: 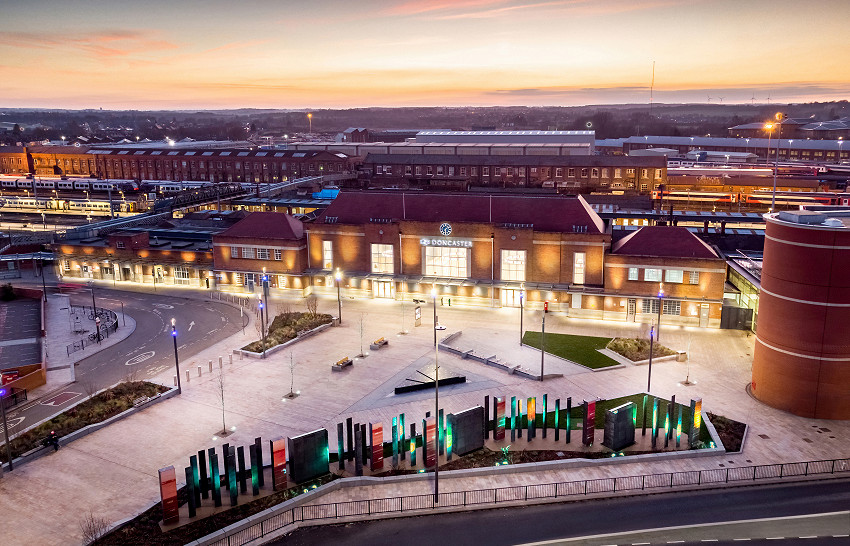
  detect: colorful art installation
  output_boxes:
[582,400,596,446]
[249,444,260,496]
[495,397,505,441]
[158,466,179,524]
[354,424,363,476]
[254,437,265,487]
[425,416,437,468]
[451,406,485,456]
[565,397,572,444]
[270,437,287,491]
[337,423,345,470]
[651,397,659,450]
[371,422,384,472]
[602,402,635,452]
[542,394,548,438]
[484,395,490,439]
[185,466,197,517]
[190,455,201,508]
[689,398,702,448]
[527,397,535,440]
[392,417,399,468]
[446,413,454,461]
[554,398,561,442]
[198,450,209,500]
[227,446,237,507]
[237,446,247,494]
[510,396,516,442]
[208,448,222,507]
[676,405,683,448]
[288,429,330,484]
[409,423,416,466]
[399,413,406,461]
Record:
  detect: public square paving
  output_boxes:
[2,295,849,546]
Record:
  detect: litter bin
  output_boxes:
[676,350,687,362]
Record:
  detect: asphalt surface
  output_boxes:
[4,286,243,436]
[0,298,42,369]
[277,479,850,546]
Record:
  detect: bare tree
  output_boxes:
[305,294,318,316]
[124,365,141,384]
[358,312,367,357]
[81,380,99,400]
[79,511,110,545]
[217,367,227,434]
[285,352,298,398]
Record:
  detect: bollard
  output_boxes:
[197,365,202,377]
[173,375,178,387]
[219,356,223,369]
[229,354,233,365]
[209,360,213,372]
[239,351,243,360]
[185,369,190,382]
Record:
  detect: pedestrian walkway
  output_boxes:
[1,288,849,546]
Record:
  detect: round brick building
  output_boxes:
[752,210,850,419]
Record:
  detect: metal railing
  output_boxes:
[65,306,120,355]
[204,457,850,546]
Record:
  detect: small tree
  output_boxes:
[305,294,318,316]
[79,511,110,545]
[285,352,298,398]
[358,312,367,357]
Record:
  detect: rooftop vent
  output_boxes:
[823,218,844,227]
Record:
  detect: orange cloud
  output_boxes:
[387,0,512,16]
[0,30,179,59]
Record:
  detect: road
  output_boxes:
[4,286,244,437]
[277,479,850,546]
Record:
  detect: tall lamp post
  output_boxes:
[656,284,664,342]
[646,325,656,393]
[171,318,182,395]
[540,305,546,381]
[519,285,524,345]
[335,269,342,324]
[432,290,447,503]
[258,294,266,358]
[262,267,269,327]
[0,386,13,470]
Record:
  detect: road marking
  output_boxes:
[188,320,195,331]
[0,416,25,433]
[833,535,849,538]
[221,316,225,322]
[765,538,784,541]
[667,542,685,544]
[153,303,174,309]
[125,351,155,366]
[41,391,82,406]
[701,541,718,543]
[799,537,818,539]
[732,540,751,542]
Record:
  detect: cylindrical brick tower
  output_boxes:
[752,211,850,419]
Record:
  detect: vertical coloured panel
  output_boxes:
[484,395,490,438]
[371,422,384,472]
[354,424,363,476]
[582,400,596,446]
[494,397,505,441]
[185,467,197,517]
[270,437,287,491]
[198,450,209,500]
[690,398,702,448]
[237,446,247,494]
[337,422,345,470]
[208,448,222,508]
[554,398,561,442]
[542,394,548,438]
[566,397,572,444]
[446,414,453,461]
[189,455,201,508]
[652,397,659,449]
[510,396,516,442]
[254,437,264,488]
[409,423,416,467]
[346,417,354,461]
[227,446,238,507]
[425,417,437,468]
[158,466,179,524]
[392,417,398,468]
[249,444,260,496]
[399,413,406,461]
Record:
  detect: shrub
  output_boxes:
[242,311,332,352]
[0,283,16,301]
[608,337,676,361]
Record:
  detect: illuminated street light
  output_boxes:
[335,269,342,324]
[171,318,182,395]
[307,113,313,134]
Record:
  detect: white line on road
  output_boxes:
[125,351,155,366]
[732,540,751,542]
[765,538,784,541]
[799,537,818,539]
[188,320,195,331]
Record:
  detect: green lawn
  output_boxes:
[522,331,619,369]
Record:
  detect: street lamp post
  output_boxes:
[646,326,656,393]
[656,284,664,342]
[262,267,269,327]
[258,294,266,358]
[0,386,13,470]
[431,291,447,503]
[171,318,182,395]
[307,112,313,134]
[335,269,342,324]
[519,286,524,345]
[540,307,546,381]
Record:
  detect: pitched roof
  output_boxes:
[216,212,304,240]
[612,226,718,259]
[316,191,605,234]
[363,153,664,167]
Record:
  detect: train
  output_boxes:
[0,176,138,192]
[0,195,137,213]
[652,189,850,208]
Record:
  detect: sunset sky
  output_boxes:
[1,0,848,109]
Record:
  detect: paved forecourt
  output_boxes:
[1,292,849,546]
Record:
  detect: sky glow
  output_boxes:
[1,0,848,109]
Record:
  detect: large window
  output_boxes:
[256,248,269,260]
[664,269,683,283]
[689,271,699,284]
[573,252,586,285]
[322,240,333,269]
[642,299,660,314]
[424,246,468,278]
[663,300,681,315]
[230,246,239,259]
[644,268,662,282]
[174,266,190,285]
[371,244,394,274]
[628,267,639,281]
[500,250,526,281]
[241,247,255,259]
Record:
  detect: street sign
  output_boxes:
[414,305,422,327]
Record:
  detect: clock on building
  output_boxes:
[439,222,452,236]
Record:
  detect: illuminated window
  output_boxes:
[371,244,394,274]
[243,272,254,286]
[568,168,575,177]
[662,300,681,315]
[689,271,699,284]
[256,248,269,260]
[424,246,468,278]
[664,269,684,283]
[500,250,526,282]
[591,168,599,177]
[405,166,412,175]
[230,246,239,258]
[655,169,663,180]
[580,168,588,177]
[628,267,639,280]
[641,169,648,178]
[241,247,255,259]
[602,168,609,178]
[63,260,70,272]
[573,252,586,284]
[274,249,282,261]
[644,268,662,282]
[471,167,477,176]
[174,266,190,285]
[437,166,444,175]
[642,299,659,314]
[448,166,455,176]
[555,168,563,177]
[278,275,287,288]
[415,166,422,175]
[322,240,333,269]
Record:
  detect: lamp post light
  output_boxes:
[540,304,546,381]
[307,112,313,134]
[432,303,447,503]
[431,288,438,346]
[258,294,266,358]
[656,284,664,342]
[335,269,342,324]
[0,386,13,470]
[519,285,524,345]
[171,318,182,395]
[646,325,656,393]
[262,267,269,327]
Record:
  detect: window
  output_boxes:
[448,167,455,176]
[602,168,609,178]
[116,241,125,249]
[662,300,681,315]
[460,167,466,176]
[568,168,575,177]
[500,250,526,281]
[174,266,190,285]
[427,166,433,175]
[241,247,255,259]
[641,169,648,178]
[471,167,477,176]
[230,246,239,258]
[644,268,662,282]
[555,168,563,177]
[628,267,639,280]
[614,168,622,178]
[63,260,70,272]
[371,244,394,274]
[278,275,287,288]
[573,252,586,284]
[507,167,513,176]
[689,271,699,284]
[437,166,444,175]
[424,246,468,278]
[243,272,254,286]
[642,299,660,314]
[256,248,269,260]
[322,240,333,269]
[664,269,684,283]
[580,168,588,177]
[274,249,282,261]
[483,167,490,176]
[405,166,412,175]
[591,168,599,178]
[655,169,663,180]
[415,166,421,175]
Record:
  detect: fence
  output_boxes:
[65,306,120,356]
[204,457,850,546]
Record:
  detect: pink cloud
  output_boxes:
[0,30,179,58]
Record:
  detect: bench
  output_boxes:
[133,396,150,407]
[369,337,389,351]
[331,356,353,372]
